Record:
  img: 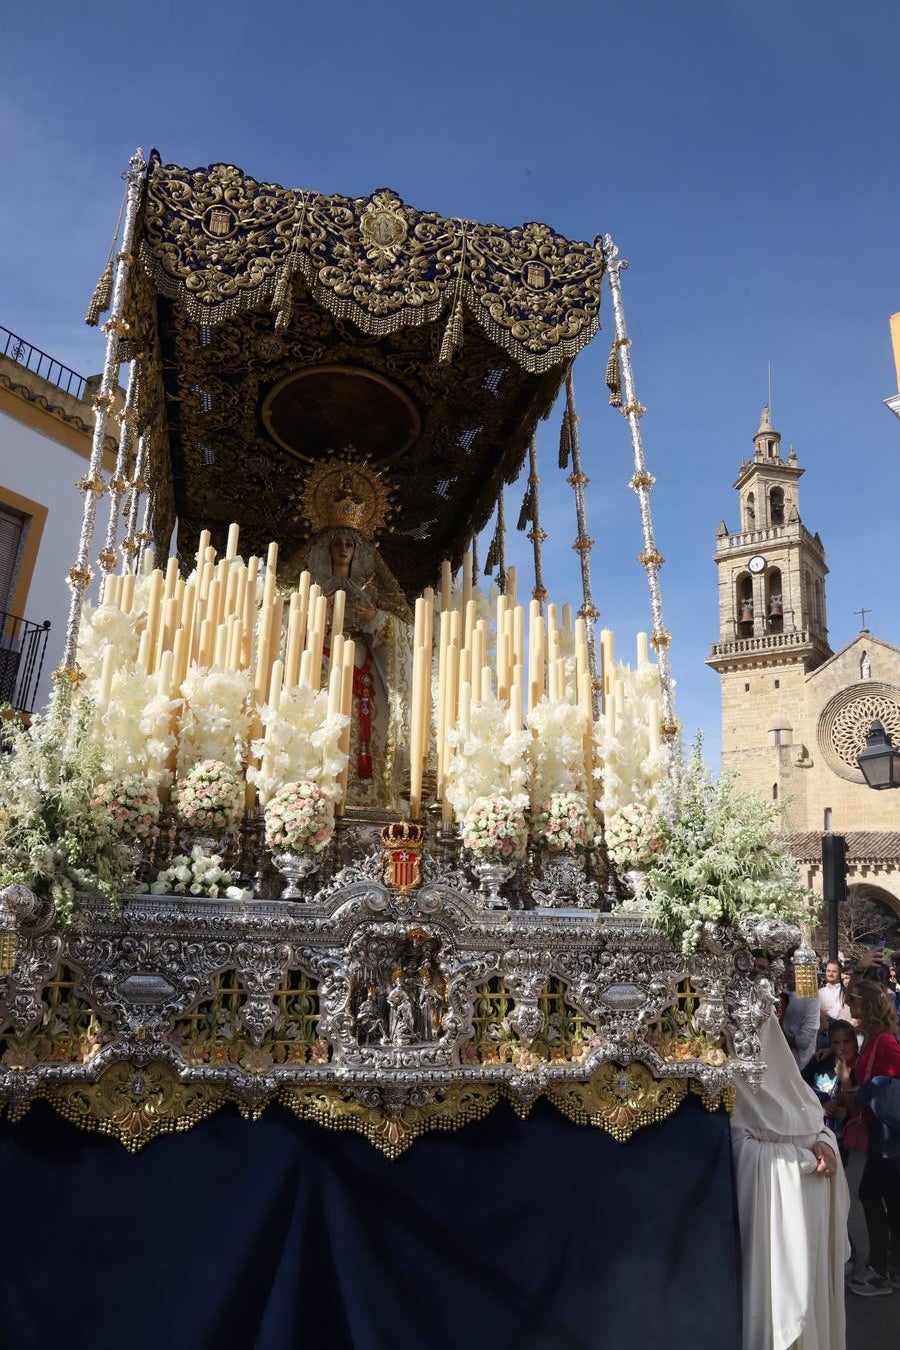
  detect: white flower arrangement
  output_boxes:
[91,777,160,843]
[593,660,670,817]
[264,781,335,855]
[0,683,137,922]
[462,794,528,863]
[96,664,180,789]
[77,600,141,685]
[172,759,244,835]
[638,737,813,954]
[177,667,252,775]
[534,791,597,854]
[605,801,663,872]
[445,693,530,819]
[149,845,251,899]
[248,684,348,805]
[527,698,591,799]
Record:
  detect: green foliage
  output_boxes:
[0,682,137,922]
[644,736,812,954]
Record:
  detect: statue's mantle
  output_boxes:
[0,859,788,1154]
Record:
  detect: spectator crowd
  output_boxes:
[755,945,900,1301]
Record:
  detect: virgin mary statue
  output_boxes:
[283,454,413,810]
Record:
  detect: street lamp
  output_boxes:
[858,720,900,790]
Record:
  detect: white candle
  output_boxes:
[98,644,116,710]
[225,522,240,560]
[268,658,284,711]
[636,631,649,667]
[440,560,452,613]
[648,698,661,754]
[195,530,211,568]
[459,681,472,740]
[509,679,523,734]
[331,588,346,643]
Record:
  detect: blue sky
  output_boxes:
[1,0,897,758]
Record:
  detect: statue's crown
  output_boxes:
[302,450,392,540]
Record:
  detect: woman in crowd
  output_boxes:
[844,980,900,1298]
[802,1019,859,1161]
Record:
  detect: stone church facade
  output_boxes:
[707,408,900,922]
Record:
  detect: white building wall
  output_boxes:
[0,407,96,711]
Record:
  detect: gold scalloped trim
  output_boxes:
[689,1079,735,1115]
[546,1063,688,1141]
[1,1063,731,1154]
[278,1083,501,1159]
[29,1062,229,1152]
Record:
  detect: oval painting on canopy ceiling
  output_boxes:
[260,364,421,464]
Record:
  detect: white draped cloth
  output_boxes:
[732,1014,851,1350]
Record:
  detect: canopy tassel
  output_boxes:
[558,407,572,470]
[85,178,128,327]
[605,342,622,407]
[516,483,533,533]
[271,200,309,334]
[84,259,114,328]
[271,259,295,333]
[438,222,468,365]
[438,299,464,365]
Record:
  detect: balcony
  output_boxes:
[0,610,51,716]
[0,323,86,401]
[717,522,825,560]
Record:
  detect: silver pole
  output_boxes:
[563,369,600,716]
[121,431,148,573]
[99,360,141,575]
[527,436,547,606]
[62,148,147,673]
[601,234,677,737]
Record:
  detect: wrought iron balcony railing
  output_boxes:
[0,611,51,716]
[0,323,86,401]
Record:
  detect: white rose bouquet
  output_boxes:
[149,845,250,899]
[605,801,663,872]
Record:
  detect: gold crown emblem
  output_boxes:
[302,451,392,541]
[380,820,424,849]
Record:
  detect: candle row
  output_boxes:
[91,523,661,822]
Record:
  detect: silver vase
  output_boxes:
[274,851,320,899]
[470,856,515,908]
[537,851,593,907]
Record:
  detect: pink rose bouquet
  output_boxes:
[535,792,596,855]
[172,759,243,835]
[462,794,528,863]
[91,777,160,843]
[264,780,335,855]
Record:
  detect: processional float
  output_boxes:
[0,150,805,1155]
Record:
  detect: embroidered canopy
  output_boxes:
[126,154,606,592]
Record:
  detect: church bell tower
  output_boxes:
[707,408,832,793]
